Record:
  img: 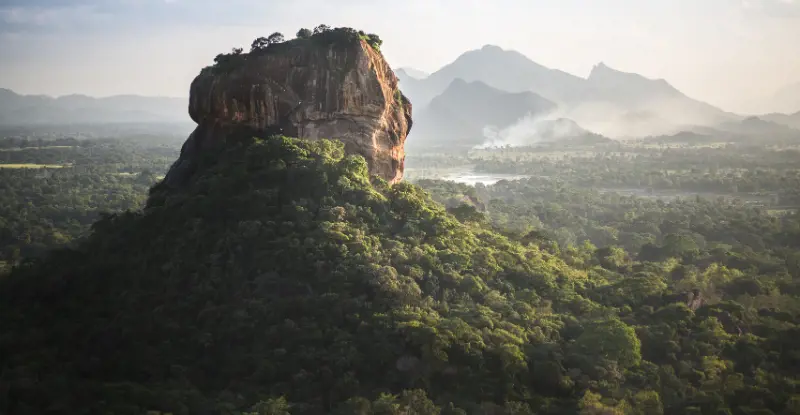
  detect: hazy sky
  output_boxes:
[1,0,798,113]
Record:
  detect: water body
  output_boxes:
[405,166,530,186]
[442,172,532,186]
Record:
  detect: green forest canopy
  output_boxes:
[1,134,798,414]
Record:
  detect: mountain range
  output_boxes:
[398,45,754,143]
[0,88,190,125]
[408,78,557,148]
[397,45,587,108]
[395,67,430,80]
[761,111,800,130]
[2,44,798,144]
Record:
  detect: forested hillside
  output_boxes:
[1,134,798,414]
[0,137,177,268]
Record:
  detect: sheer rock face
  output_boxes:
[165,39,412,186]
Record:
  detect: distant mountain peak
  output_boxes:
[589,62,630,80]
[454,44,534,65]
[588,62,678,95]
[439,78,550,103]
[398,45,734,137]
[480,44,504,52]
[396,67,430,80]
[588,62,671,86]
[419,44,582,105]
[447,78,469,88]
[435,78,500,101]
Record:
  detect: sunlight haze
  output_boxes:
[3,1,800,412]
[1,0,799,114]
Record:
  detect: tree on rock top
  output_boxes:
[267,32,285,44]
[313,24,331,34]
[250,36,269,52]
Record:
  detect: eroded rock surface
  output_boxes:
[165,37,412,186]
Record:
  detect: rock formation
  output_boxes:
[164,32,412,186]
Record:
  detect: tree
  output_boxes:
[366,33,383,50]
[231,47,244,55]
[578,391,626,415]
[662,232,700,259]
[267,32,285,44]
[313,24,331,35]
[250,37,269,52]
[596,246,629,270]
[296,28,312,39]
[573,318,642,368]
[447,203,486,224]
[630,390,664,415]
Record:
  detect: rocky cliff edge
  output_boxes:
[164,28,413,186]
